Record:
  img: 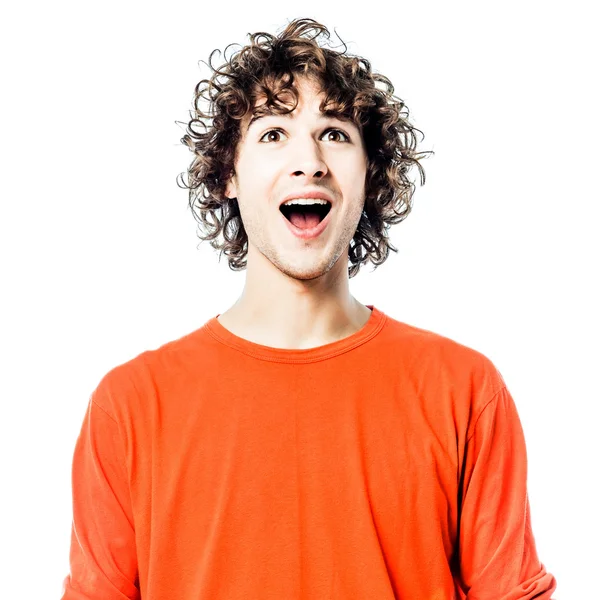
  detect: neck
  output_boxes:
[217,255,371,350]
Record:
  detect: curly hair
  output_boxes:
[177,17,432,278]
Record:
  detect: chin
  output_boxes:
[279,254,342,281]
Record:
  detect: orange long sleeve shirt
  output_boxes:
[61,305,557,599]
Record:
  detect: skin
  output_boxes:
[218,75,373,350]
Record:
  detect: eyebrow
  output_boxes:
[246,111,353,132]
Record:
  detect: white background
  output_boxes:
[1,1,598,598]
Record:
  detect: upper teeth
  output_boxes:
[282,198,329,206]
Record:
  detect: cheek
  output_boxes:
[238,156,277,192]
[343,161,368,199]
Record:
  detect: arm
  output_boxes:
[61,394,140,599]
[455,386,557,599]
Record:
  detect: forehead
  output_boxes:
[253,76,324,109]
[242,77,354,132]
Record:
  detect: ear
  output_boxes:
[224,173,238,199]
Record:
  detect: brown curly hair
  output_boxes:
[177,17,432,278]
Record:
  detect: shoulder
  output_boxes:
[89,324,211,419]
[381,313,506,403]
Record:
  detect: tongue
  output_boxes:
[289,211,321,230]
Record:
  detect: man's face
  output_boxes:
[225,76,368,282]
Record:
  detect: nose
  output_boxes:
[289,137,328,179]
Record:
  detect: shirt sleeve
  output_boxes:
[61,394,140,599]
[455,385,557,599]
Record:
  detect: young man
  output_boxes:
[61,18,557,599]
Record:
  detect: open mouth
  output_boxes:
[279,202,332,230]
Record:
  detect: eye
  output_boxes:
[258,128,350,143]
[259,129,285,143]
[322,129,350,143]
